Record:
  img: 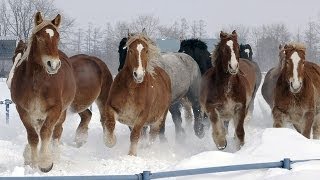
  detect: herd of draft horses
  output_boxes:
[5,12,320,172]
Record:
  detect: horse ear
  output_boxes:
[232,30,237,38]
[279,44,283,50]
[220,31,227,39]
[142,28,147,35]
[35,12,43,26]
[127,29,131,38]
[52,14,61,27]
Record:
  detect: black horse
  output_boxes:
[178,39,212,75]
[118,37,128,72]
[239,44,253,60]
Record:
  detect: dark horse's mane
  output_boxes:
[118,37,128,51]
[180,39,208,50]
[239,44,253,61]
[118,37,128,71]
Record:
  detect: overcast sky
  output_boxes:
[54,0,320,37]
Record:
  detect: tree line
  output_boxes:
[1,0,320,75]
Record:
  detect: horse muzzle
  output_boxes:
[228,63,239,75]
[289,81,302,93]
[45,59,61,74]
[133,71,145,83]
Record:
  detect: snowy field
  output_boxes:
[1,77,320,179]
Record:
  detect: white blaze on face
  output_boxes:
[136,43,145,76]
[290,52,301,90]
[45,28,54,38]
[6,53,21,89]
[226,40,238,70]
[244,49,250,57]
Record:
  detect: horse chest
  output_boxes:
[215,98,242,119]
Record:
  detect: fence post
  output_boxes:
[142,171,151,180]
[282,158,291,170]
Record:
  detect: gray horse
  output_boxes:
[261,45,285,109]
[118,32,204,139]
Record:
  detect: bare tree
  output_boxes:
[198,19,207,39]
[222,24,250,43]
[180,18,189,39]
[190,20,197,38]
[157,21,180,39]
[305,21,320,62]
[129,14,159,38]
[0,0,74,40]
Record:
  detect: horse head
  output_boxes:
[25,12,62,74]
[215,30,240,75]
[282,43,306,93]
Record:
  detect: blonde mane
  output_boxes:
[284,42,306,52]
[17,20,58,66]
[126,33,161,76]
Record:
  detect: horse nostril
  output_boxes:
[228,64,232,69]
[133,71,137,78]
[47,61,52,68]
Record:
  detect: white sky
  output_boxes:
[54,0,320,37]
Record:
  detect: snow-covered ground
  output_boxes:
[1,77,320,179]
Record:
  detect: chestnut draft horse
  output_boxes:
[7,41,113,147]
[261,45,286,109]
[10,12,76,172]
[102,33,171,156]
[69,54,113,147]
[273,43,320,139]
[200,31,259,150]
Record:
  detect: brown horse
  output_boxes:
[10,12,76,172]
[69,54,113,146]
[101,33,171,156]
[8,41,113,147]
[200,31,258,150]
[261,45,286,108]
[272,43,320,139]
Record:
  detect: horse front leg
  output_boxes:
[169,102,185,141]
[272,106,285,128]
[233,106,246,150]
[52,110,67,160]
[312,114,320,139]
[302,111,314,139]
[209,108,227,150]
[101,105,117,148]
[129,119,146,156]
[38,106,62,172]
[16,106,39,167]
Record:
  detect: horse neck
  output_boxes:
[214,53,232,81]
[25,42,45,76]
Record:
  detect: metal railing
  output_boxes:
[1,158,320,180]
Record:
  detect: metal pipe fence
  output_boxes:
[1,158,319,180]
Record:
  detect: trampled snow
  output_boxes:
[1,77,320,179]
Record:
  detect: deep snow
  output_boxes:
[1,77,320,179]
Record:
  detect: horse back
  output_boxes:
[69,54,113,112]
[239,58,257,96]
[159,52,201,102]
[305,62,320,106]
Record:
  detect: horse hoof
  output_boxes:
[217,142,227,150]
[104,134,117,148]
[195,128,205,139]
[39,163,53,173]
[194,124,205,139]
